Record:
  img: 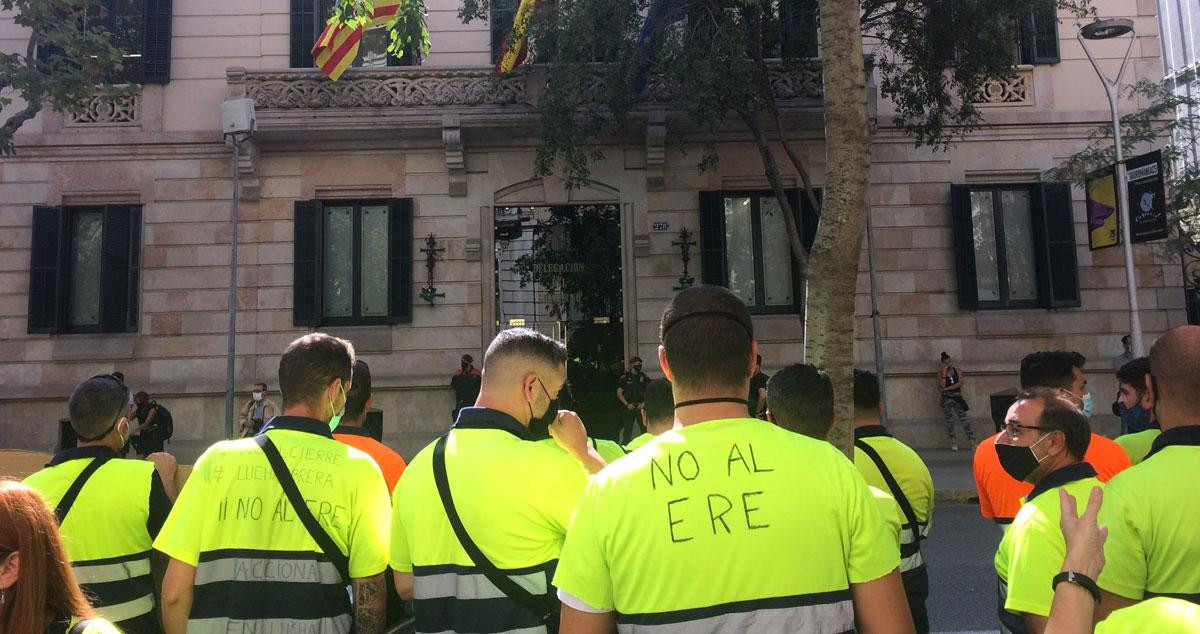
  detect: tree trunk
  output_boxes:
[807,0,870,456]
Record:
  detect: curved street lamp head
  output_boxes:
[1080,18,1135,40]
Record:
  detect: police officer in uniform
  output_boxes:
[1097,326,1200,619]
[25,375,176,634]
[615,356,650,444]
[554,286,912,633]
[450,354,483,422]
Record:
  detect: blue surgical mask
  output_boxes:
[1081,392,1094,418]
[1119,403,1154,433]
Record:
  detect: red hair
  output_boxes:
[0,479,93,632]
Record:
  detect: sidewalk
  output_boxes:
[918,448,979,504]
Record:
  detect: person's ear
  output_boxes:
[658,346,674,383]
[746,340,759,378]
[522,372,538,403]
[366,394,375,409]
[877,403,884,416]
[766,410,775,424]
[1142,374,1156,410]
[0,551,20,590]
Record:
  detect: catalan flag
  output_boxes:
[312,0,403,80]
[496,0,542,73]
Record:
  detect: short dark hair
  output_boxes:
[254,382,268,391]
[1020,351,1086,390]
[631,356,643,364]
[1115,357,1150,397]
[343,360,372,421]
[642,378,674,425]
[461,354,473,364]
[659,286,754,393]
[278,333,356,409]
[853,369,880,413]
[767,364,834,439]
[483,328,568,371]
[69,377,127,440]
[1016,388,1091,460]
[1121,334,1131,345]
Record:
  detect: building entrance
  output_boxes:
[494,204,626,440]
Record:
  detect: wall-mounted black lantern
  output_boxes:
[673,228,696,291]
[420,233,446,305]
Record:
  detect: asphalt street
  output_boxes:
[924,502,1005,634]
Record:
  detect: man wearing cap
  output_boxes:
[25,375,177,633]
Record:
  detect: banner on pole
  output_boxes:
[1084,149,1169,250]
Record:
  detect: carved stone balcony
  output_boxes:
[225,64,824,138]
[971,67,1034,107]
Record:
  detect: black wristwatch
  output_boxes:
[1052,571,1101,603]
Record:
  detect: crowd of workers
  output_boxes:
[1,285,1198,634]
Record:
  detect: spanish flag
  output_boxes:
[497,0,542,73]
[312,0,403,80]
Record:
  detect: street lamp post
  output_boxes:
[220,98,256,439]
[1079,18,1145,357]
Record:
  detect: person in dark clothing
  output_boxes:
[130,392,171,457]
[450,354,483,422]
[616,356,651,444]
[748,354,770,418]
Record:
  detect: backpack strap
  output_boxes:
[68,618,99,634]
[432,433,560,628]
[55,457,112,525]
[255,435,350,584]
[855,439,925,548]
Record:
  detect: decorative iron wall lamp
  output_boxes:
[420,233,446,305]
[673,228,696,290]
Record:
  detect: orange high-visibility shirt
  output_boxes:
[334,427,407,493]
[974,432,1131,523]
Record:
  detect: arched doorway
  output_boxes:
[491,181,628,440]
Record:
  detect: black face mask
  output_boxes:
[995,434,1049,482]
[461,362,470,371]
[527,378,559,437]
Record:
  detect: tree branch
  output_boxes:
[737,106,810,279]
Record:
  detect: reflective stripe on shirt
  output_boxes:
[411,562,554,634]
[614,591,854,633]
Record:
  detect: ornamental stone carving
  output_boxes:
[972,70,1033,106]
[66,90,140,126]
[231,64,823,111]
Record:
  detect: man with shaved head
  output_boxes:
[553,285,912,633]
[390,328,605,632]
[1097,326,1200,619]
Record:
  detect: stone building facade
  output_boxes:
[0,0,1186,460]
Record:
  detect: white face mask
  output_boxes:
[252,391,263,402]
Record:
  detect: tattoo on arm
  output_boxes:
[352,574,387,634]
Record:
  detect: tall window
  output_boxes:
[698,189,820,314]
[1017,0,1060,65]
[37,0,172,84]
[951,183,1079,310]
[293,199,414,326]
[291,0,418,69]
[28,205,142,334]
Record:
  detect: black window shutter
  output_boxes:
[99,206,135,333]
[950,185,980,310]
[698,191,727,286]
[790,187,822,251]
[1034,183,1080,308]
[1018,2,1059,65]
[28,206,65,334]
[294,200,320,326]
[126,206,142,331]
[291,0,319,68]
[142,0,172,83]
[388,198,414,324]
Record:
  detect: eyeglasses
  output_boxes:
[1001,421,1045,439]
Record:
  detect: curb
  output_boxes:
[935,489,978,504]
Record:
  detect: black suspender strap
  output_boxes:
[68,618,100,634]
[855,439,925,547]
[255,435,350,584]
[55,457,112,524]
[432,433,560,630]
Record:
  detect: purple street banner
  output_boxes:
[1086,167,1118,251]
[1126,150,1169,243]
[1084,149,1169,251]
